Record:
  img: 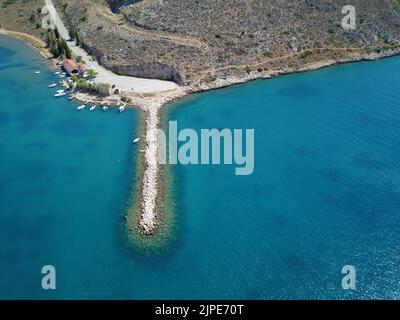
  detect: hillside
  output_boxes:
[2,0,400,87]
[0,0,49,38]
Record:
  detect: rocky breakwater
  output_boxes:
[140,105,160,234]
[133,87,186,236]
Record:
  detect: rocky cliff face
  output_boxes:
[54,0,400,86]
[106,0,141,13]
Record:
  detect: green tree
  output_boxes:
[61,39,71,59]
[86,69,98,78]
[75,31,80,46]
[56,38,65,57]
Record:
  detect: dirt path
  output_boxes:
[93,2,207,50]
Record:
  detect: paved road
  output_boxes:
[44,0,178,93]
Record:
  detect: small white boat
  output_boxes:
[103,106,109,111]
[119,104,126,112]
[54,71,61,75]
[68,95,74,101]
[133,138,140,144]
[90,105,97,111]
[35,71,41,74]
[54,90,66,97]
[77,105,86,111]
[48,83,58,88]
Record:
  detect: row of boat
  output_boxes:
[52,87,127,112]
[54,71,66,79]
[77,104,103,111]
[76,103,126,112]
[46,71,128,113]
[54,89,66,97]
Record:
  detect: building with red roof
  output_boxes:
[61,59,80,76]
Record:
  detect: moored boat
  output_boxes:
[54,90,66,97]
[77,105,86,110]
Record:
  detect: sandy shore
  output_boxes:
[0,28,52,60]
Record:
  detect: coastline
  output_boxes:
[185,47,400,94]
[0,28,52,60]
[126,45,400,242]
[2,29,400,246]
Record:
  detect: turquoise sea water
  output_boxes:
[1,35,400,299]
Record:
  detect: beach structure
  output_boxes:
[61,59,80,77]
[78,63,90,75]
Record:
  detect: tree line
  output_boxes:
[46,29,72,59]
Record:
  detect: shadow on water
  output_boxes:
[0,111,11,125]
[16,161,49,182]
[0,63,27,72]
[353,153,390,171]
[275,82,320,100]
[321,169,342,183]
[271,214,289,229]
[15,105,49,132]
[25,141,50,150]
[0,46,16,64]
[48,117,97,136]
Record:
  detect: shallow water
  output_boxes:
[1,35,400,299]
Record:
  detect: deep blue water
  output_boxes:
[1,35,400,299]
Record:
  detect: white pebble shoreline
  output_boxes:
[140,107,160,234]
